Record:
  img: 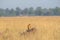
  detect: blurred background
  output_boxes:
[0,0,60,16]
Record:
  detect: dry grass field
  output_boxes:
[0,16,60,40]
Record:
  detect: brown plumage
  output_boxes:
[20,24,37,36]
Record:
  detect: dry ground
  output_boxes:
[0,16,60,40]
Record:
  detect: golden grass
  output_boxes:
[0,16,60,40]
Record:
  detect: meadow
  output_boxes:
[0,16,60,40]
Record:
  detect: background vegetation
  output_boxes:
[0,7,60,16]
